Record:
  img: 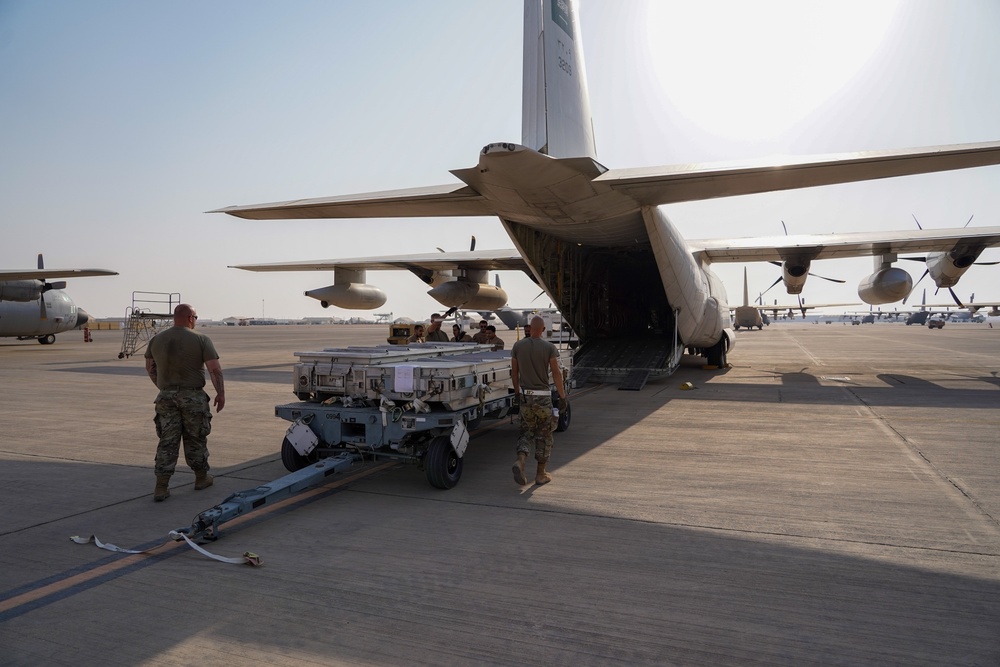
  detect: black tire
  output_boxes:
[281,436,310,472]
[425,435,463,489]
[39,334,55,345]
[555,401,571,432]
[706,338,727,367]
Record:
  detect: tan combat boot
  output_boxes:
[512,451,529,486]
[535,460,552,485]
[194,470,214,490]
[153,474,171,502]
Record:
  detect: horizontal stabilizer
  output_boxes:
[597,141,1000,206]
[211,184,493,220]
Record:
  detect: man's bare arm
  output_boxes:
[549,357,566,400]
[145,358,158,386]
[205,358,226,412]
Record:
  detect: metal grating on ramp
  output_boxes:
[618,369,651,391]
[571,336,680,385]
[570,367,594,387]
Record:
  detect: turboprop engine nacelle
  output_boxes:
[858,267,913,305]
[0,280,43,302]
[782,259,810,295]
[925,249,981,289]
[304,284,387,310]
[427,281,508,311]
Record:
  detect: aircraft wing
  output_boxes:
[752,303,859,311]
[0,269,118,280]
[596,141,1000,206]
[210,184,494,220]
[689,227,1000,262]
[231,249,528,272]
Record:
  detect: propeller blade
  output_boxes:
[900,256,928,262]
[529,290,546,303]
[39,297,47,320]
[798,294,806,318]
[974,260,1000,266]
[963,214,974,228]
[911,214,923,230]
[37,253,45,270]
[780,220,789,236]
[902,269,929,304]
[948,288,964,308]
[807,271,846,284]
[759,276,783,298]
[470,235,476,252]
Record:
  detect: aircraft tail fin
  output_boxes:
[743,267,750,307]
[522,0,597,160]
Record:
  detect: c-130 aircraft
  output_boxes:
[215,0,1000,380]
[0,255,117,344]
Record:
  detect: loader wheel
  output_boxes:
[425,435,463,489]
[281,436,309,472]
[555,401,571,432]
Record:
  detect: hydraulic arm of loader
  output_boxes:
[173,452,359,542]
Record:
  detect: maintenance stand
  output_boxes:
[118,291,180,359]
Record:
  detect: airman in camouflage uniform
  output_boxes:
[510,315,567,486]
[145,304,225,501]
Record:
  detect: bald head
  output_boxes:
[529,315,545,338]
[173,303,198,327]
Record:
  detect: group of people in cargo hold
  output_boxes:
[143,307,565,501]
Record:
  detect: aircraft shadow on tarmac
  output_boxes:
[684,369,1000,411]
[2,451,999,664]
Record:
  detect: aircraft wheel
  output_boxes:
[39,334,55,345]
[555,401,571,432]
[281,436,310,472]
[425,435,463,489]
[706,338,727,367]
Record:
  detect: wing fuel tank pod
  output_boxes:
[858,267,913,305]
[305,268,387,309]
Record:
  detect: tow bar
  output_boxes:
[173,452,360,542]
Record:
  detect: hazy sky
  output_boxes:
[3,0,1000,321]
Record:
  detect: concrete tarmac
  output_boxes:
[1,322,998,665]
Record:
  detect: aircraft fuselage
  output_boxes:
[451,143,732,351]
[0,289,88,342]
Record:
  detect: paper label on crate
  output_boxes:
[395,365,415,393]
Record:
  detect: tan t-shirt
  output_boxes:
[145,326,219,390]
[511,337,556,390]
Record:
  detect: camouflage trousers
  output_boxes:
[153,388,212,476]
[516,394,556,462]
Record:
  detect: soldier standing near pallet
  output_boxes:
[144,303,225,502]
[510,315,567,485]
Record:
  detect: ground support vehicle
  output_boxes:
[275,342,572,489]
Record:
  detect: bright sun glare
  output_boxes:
[644,0,900,141]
